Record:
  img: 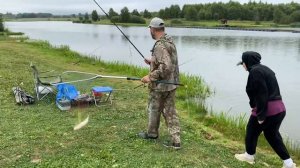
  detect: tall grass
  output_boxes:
[285,136,300,157]
[204,111,300,160]
[203,111,247,140]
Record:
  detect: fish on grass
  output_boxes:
[74,115,89,130]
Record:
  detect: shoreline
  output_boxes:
[172,25,300,33]
[5,19,300,33]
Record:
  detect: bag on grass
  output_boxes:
[12,87,35,105]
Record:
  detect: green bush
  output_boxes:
[255,21,261,25]
[83,20,92,24]
[110,16,120,23]
[0,17,4,32]
[290,22,300,27]
[129,15,146,24]
[279,15,292,24]
[72,20,92,24]
[291,10,300,22]
[170,19,183,25]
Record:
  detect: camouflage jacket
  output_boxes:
[149,34,179,92]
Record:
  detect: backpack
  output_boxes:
[12,87,35,105]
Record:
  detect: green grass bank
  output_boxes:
[0,35,298,167]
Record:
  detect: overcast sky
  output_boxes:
[1,0,299,15]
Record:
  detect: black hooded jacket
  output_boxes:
[242,51,282,121]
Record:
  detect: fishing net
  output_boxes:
[59,71,98,93]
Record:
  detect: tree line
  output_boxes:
[0,15,4,32]
[73,8,150,24]
[103,1,300,24]
[2,1,300,25]
[179,1,300,24]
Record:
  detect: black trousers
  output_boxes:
[245,112,290,160]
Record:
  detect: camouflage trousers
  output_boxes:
[147,89,180,144]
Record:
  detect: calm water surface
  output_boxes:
[5,21,300,143]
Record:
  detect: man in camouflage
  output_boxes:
[139,17,181,149]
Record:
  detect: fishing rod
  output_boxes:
[53,71,184,86]
[92,0,145,59]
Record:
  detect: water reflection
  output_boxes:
[92,33,98,38]
[109,33,115,40]
[179,35,299,52]
[298,40,300,61]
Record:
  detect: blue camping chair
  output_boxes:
[56,83,78,110]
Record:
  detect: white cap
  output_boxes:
[148,17,165,28]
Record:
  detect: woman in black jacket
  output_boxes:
[234,51,297,168]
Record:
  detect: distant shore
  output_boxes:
[173,25,300,33]
[5,18,300,33]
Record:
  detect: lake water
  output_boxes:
[5,21,300,143]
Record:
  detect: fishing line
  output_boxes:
[179,56,197,67]
[92,0,145,59]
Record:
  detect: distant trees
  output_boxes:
[67,2,300,26]
[0,15,4,32]
[170,5,181,18]
[291,10,300,22]
[104,2,299,25]
[16,13,52,18]
[91,10,99,22]
[143,9,152,18]
[1,2,299,26]
[109,7,145,24]
[108,8,118,19]
[73,12,91,23]
[131,9,140,16]
[120,7,130,22]
[179,2,300,24]
[12,2,297,26]
[273,8,286,23]
[84,12,89,21]
[184,6,198,21]
[158,5,181,19]
[78,13,83,21]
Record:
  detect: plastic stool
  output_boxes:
[91,86,113,106]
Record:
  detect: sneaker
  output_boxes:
[163,141,181,150]
[234,153,255,165]
[138,132,158,139]
[283,163,298,168]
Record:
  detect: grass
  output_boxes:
[0,35,298,167]
[202,111,300,162]
[0,29,24,36]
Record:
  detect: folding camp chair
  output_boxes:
[30,63,62,101]
[91,86,113,106]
